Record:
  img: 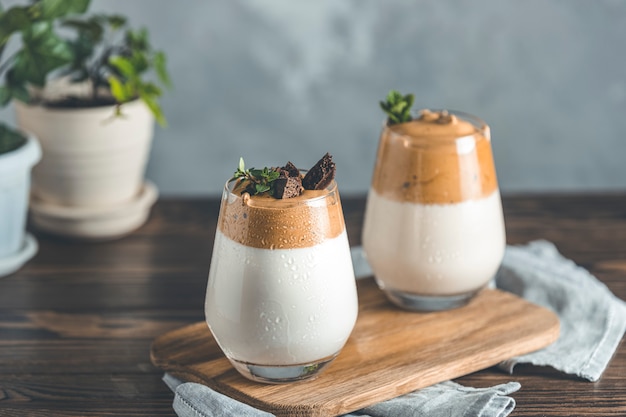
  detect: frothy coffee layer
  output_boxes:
[371,111,498,204]
[218,182,345,249]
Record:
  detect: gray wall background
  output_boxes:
[2,0,626,196]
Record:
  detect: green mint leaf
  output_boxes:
[255,183,270,194]
[250,168,264,178]
[232,160,282,196]
[404,93,415,109]
[380,89,415,125]
[267,170,280,181]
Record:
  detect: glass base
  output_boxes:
[381,286,484,312]
[228,353,338,384]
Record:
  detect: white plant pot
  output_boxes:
[15,99,155,208]
[0,135,41,277]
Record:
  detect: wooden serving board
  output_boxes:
[151,278,559,417]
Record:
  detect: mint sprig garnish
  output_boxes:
[232,157,281,196]
[379,90,415,125]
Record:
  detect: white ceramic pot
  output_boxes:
[0,135,41,259]
[15,99,154,208]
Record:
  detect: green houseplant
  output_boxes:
[0,0,172,239]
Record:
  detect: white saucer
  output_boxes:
[29,181,158,240]
[0,233,38,278]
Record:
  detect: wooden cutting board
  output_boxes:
[151,278,559,417]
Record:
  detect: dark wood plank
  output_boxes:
[0,194,624,416]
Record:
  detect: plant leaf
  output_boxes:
[107,14,127,30]
[139,92,166,127]
[139,81,162,97]
[109,55,136,78]
[0,123,27,155]
[39,0,90,20]
[12,21,74,86]
[404,93,415,109]
[380,89,415,125]
[62,18,104,43]
[0,6,31,45]
[10,84,30,103]
[153,51,172,88]
[255,183,270,194]
[0,86,11,106]
[108,76,131,102]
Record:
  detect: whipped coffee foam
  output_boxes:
[220,182,345,249]
[362,189,505,295]
[371,111,497,205]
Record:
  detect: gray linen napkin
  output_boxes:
[353,240,626,381]
[495,240,626,381]
[163,239,626,416]
[163,373,520,417]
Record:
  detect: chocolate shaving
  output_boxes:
[302,153,336,190]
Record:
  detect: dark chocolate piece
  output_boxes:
[282,161,301,178]
[273,171,304,199]
[302,153,336,190]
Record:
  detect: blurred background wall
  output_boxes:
[2,0,625,196]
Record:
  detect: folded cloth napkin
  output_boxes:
[163,240,626,416]
[495,240,626,381]
[163,373,520,417]
[353,240,626,381]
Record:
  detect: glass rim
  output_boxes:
[381,109,490,140]
[223,170,339,207]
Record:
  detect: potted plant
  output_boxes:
[0,128,41,278]
[1,0,171,239]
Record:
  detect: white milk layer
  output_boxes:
[205,229,358,365]
[362,190,506,295]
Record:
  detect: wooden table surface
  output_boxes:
[0,194,624,416]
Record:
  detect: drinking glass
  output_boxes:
[205,177,358,383]
[362,110,506,311]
